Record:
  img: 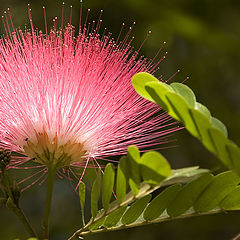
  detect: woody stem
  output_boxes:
[1,168,37,237]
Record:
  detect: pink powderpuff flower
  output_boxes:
[0,4,180,187]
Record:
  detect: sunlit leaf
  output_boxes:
[195,102,211,119]
[145,81,174,112]
[170,82,196,107]
[131,72,159,102]
[140,151,171,185]
[211,117,228,137]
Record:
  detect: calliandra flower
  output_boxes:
[0,4,180,187]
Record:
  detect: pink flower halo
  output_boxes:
[0,3,182,190]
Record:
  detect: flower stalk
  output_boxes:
[42,164,56,239]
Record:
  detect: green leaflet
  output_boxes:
[170,82,196,107]
[195,102,211,119]
[226,143,240,175]
[104,206,127,228]
[131,72,240,176]
[189,109,215,152]
[116,156,129,203]
[144,184,181,221]
[79,182,86,225]
[165,92,198,134]
[127,145,141,195]
[211,117,228,137]
[121,195,151,225]
[144,80,174,111]
[167,173,213,217]
[102,163,115,211]
[91,174,101,218]
[220,186,240,210]
[131,72,159,102]
[89,218,105,231]
[140,151,171,185]
[145,82,180,120]
[208,128,232,167]
[194,171,240,212]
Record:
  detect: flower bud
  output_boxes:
[0,149,11,170]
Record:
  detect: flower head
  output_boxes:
[0,5,179,177]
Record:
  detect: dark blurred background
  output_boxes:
[0,0,240,239]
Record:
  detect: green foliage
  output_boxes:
[68,73,240,239]
[131,72,240,175]
[70,150,240,240]
[69,147,227,239]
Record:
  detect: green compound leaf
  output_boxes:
[72,145,240,240]
[70,162,219,239]
[144,184,181,221]
[116,156,129,204]
[194,171,240,212]
[131,72,240,176]
[167,173,213,217]
[140,151,171,185]
[121,195,151,225]
[102,163,115,211]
